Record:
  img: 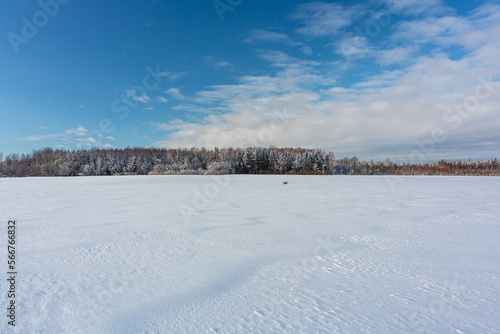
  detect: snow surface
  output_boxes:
[1,175,499,333]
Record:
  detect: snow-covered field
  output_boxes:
[1,175,499,333]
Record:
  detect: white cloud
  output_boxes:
[158,71,182,81]
[126,89,150,103]
[333,35,415,66]
[204,56,235,71]
[291,2,365,38]
[145,2,500,160]
[336,35,371,58]
[461,3,500,49]
[392,16,472,47]
[77,137,96,143]
[376,46,415,66]
[354,70,405,88]
[165,88,185,100]
[169,104,221,114]
[470,3,500,26]
[382,0,455,16]
[157,96,168,103]
[257,50,320,69]
[153,46,500,161]
[21,125,117,151]
[245,29,314,55]
[150,120,193,132]
[64,125,88,136]
[245,29,301,45]
[300,46,313,55]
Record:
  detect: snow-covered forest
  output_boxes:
[0,147,499,177]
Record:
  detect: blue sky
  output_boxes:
[1,0,499,161]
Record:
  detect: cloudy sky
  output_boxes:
[1,0,499,161]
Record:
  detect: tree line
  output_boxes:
[0,148,498,177]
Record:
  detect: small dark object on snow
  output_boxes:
[283,181,288,185]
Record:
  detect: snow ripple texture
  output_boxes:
[0,175,499,333]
